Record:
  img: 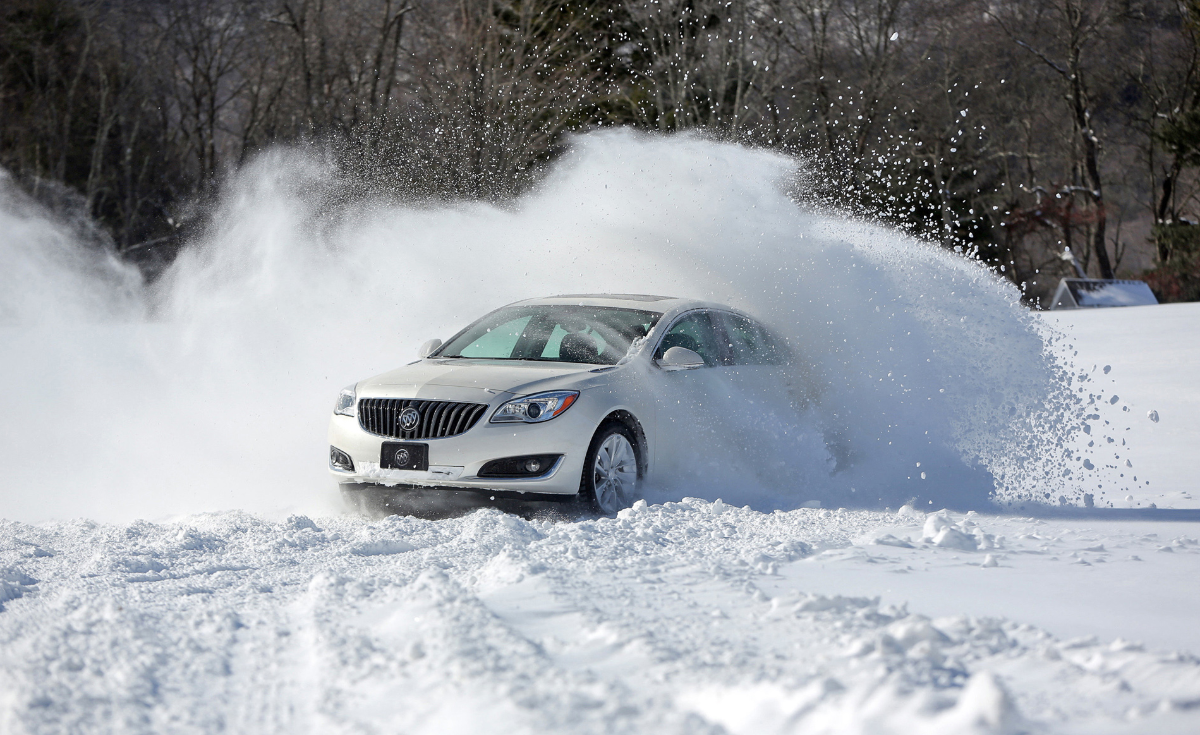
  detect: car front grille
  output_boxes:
[357,398,489,440]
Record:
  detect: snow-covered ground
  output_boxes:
[2,303,1199,734]
[3,503,1199,734]
[1042,303,1200,510]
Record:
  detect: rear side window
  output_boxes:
[717,312,784,365]
[654,311,721,367]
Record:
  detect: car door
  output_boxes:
[711,311,838,485]
[649,310,730,487]
[710,308,789,434]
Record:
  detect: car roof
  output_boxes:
[512,294,729,314]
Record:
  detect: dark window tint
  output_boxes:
[654,311,721,367]
[718,312,783,365]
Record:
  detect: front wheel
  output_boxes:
[581,423,641,515]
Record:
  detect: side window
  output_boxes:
[655,311,721,367]
[718,312,782,365]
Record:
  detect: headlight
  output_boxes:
[490,390,579,424]
[334,385,357,417]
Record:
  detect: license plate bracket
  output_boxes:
[380,442,429,471]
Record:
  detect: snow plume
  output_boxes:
[0,169,142,324]
[0,130,1098,522]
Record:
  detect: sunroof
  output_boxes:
[552,294,674,302]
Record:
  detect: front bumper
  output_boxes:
[327,406,593,496]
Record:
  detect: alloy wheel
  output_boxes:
[592,432,637,515]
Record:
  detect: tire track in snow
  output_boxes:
[2,504,1199,734]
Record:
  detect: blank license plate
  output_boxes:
[380,442,428,471]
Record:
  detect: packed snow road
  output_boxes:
[3,502,1200,735]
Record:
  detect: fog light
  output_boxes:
[330,446,354,472]
[478,454,561,478]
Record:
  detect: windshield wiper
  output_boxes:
[441,356,617,365]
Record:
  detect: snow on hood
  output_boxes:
[361,358,599,398]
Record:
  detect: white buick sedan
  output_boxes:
[328,294,787,514]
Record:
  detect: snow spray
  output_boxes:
[0,130,1121,522]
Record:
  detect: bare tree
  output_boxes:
[614,0,782,137]
[271,0,412,139]
[1126,0,1200,262]
[146,0,258,195]
[397,0,604,199]
[992,0,1118,278]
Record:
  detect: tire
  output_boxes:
[581,422,641,515]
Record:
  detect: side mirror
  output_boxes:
[657,346,704,371]
[419,338,443,358]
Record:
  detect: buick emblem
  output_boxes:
[394,448,411,466]
[399,407,420,431]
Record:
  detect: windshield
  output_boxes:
[436,305,662,365]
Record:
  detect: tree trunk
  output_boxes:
[1068,29,1113,278]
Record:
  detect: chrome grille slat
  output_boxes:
[447,404,464,436]
[427,402,444,437]
[357,398,488,440]
[433,402,451,437]
[422,402,436,437]
[441,403,463,437]
[433,404,446,437]
[466,405,484,434]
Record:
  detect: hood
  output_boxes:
[359,359,602,400]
